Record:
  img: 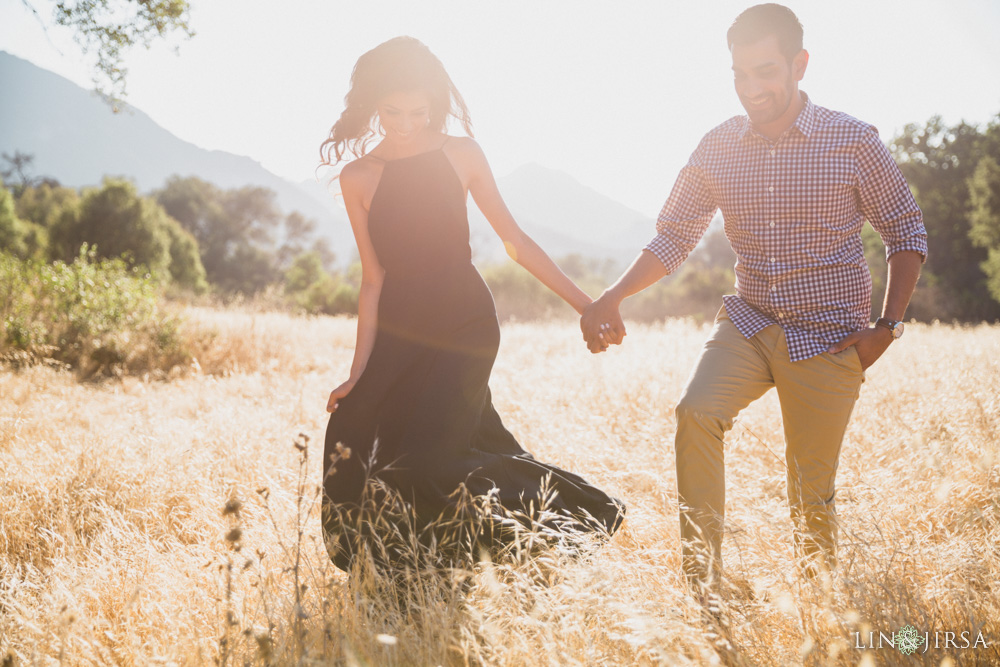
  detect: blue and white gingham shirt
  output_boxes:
[645,94,928,362]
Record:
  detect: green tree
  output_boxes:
[215,245,278,294]
[0,180,48,259]
[861,223,888,319]
[481,261,565,321]
[0,182,29,257]
[278,211,323,268]
[282,251,358,315]
[15,180,80,233]
[968,154,1000,302]
[53,177,172,276]
[20,0,194,107]
[1,151,38,194]
[284,251,325,294]
[49,177,206,292]
[163,220,208,293]
[152,175,222,243]
[891,115,1000,320]
[300,274,358,316]
[309,237,337,274]
[615,221,736,324]
[155,176,283,293]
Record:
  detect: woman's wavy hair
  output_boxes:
[319,37,473,166]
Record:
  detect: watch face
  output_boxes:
[876,318,905,339]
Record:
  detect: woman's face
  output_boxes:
[376,90,432,144]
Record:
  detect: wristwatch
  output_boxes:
[874,317,904,340]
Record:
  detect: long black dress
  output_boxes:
[322,145,624,572]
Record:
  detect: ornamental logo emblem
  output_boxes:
[896,625,923,655]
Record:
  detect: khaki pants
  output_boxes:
[675,308,864,589]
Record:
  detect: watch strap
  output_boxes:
[874,317,903,339]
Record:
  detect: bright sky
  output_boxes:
[3,0,1000,215]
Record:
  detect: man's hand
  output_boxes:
[827,326,893,371]
[577,250,667,353]
[829,251,920,370]
[581,292,626,354]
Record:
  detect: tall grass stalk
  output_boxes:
[0,311,996,665]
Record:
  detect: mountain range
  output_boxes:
[0,50,656,266]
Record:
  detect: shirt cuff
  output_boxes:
[644,233,688,274]
[885,237,928,263]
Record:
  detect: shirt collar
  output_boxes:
[793,92,817,137]
[741,91,816,142]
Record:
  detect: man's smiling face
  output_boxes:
[731,33,808,138]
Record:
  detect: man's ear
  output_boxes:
[793,49,809,82]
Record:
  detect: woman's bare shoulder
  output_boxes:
[444,135,484,157]
[339,156,379,181]
[339,156,383,195]
[443,135,489,178]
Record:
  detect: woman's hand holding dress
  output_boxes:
[327,378,358,413]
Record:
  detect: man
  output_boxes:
[581,3,927,594]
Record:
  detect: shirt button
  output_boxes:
[769,222,775,228]
[771,286,777,292]
[768,186,775,193]
[770,257,776,263]
[778,312,785,318]
[770,149,776,156]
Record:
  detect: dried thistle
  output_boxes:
[222,497,243,517]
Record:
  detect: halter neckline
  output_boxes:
[368,136,452,163]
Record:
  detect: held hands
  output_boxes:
[580,292,627,354]
[827,326,893,371]
[327,378,357,413]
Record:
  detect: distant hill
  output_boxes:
[469,163,655,265]
[0,50,356,256]
[0,50,657,267]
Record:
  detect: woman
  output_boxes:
[319,36,623,572]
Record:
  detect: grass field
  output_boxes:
[0,308,997,665]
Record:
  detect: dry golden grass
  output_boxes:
[0,308,997,665]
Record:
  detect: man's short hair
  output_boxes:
[727,4,804,61]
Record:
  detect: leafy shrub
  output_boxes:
[46,178,207,293]
[0,245,190,378]
[0,181,48,260]
[620,263,735,325]
[283,251,359,316]
[475,233,738,323]
[481,261,567,321]
[154,176,284,294]
[299,274,358,315]
[13,180,80,231]
[163,220,209,293]
[51,178,171,274]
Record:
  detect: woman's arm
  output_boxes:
[461,140,592,315]
[327,163,385,412]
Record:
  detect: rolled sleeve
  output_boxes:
[856,128,928,262]
[644,155,718,274]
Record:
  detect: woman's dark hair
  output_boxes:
[320,36,473,165]
[727,4,803,61]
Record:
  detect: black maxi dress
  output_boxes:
[322,146,625,572]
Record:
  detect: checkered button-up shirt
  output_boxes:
[645,94,927,362]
